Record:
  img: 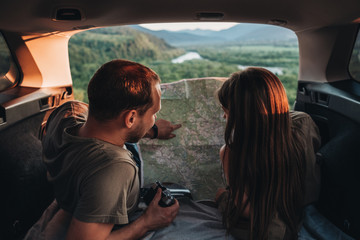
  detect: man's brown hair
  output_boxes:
[87,59,160,121]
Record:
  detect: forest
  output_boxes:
[68,26,300,106]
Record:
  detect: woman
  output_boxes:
[216,67,307,240]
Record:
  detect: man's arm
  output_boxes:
[66,189,179,240]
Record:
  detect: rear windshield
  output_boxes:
[69,23,299,107]
[349,28,360,81]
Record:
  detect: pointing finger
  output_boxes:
[172,124,182,130]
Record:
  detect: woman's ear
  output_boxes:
[124,110,137,128]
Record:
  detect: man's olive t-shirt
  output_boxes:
[42,101,139,225]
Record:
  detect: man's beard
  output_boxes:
[126,122,147,143]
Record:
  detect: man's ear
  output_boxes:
[124,110,137,128]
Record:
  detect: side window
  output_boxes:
[349,29,360,81]
[0,32,19,91]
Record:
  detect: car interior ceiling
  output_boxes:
[0,0,360,239]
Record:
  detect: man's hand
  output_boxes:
[142,188,179,230]
[156,119,182,139]
[145,119,182,139]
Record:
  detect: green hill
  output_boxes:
[69,26,185,100]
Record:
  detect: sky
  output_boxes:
[139,22,238,31]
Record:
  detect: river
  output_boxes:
[171,52,283,75]
[171,51,203,63]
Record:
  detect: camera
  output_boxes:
[143,181,175,207]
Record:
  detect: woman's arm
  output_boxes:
[219,144,229,183]
[216,145,229,202]
[218,145,250,218]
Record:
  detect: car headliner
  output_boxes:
[0,0,360,88]
[0,0,360,34]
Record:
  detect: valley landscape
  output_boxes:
[69,23,299,106]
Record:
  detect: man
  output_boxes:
[26,59,180,240]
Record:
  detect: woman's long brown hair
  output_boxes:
[218,68,305,239]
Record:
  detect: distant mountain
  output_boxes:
[177,29,218,37]
[132,24,297,46]
[178,24,265,40]
[131,25,225,46]
[234,25,297,42]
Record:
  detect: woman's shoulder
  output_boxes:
[290,110,321,150]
